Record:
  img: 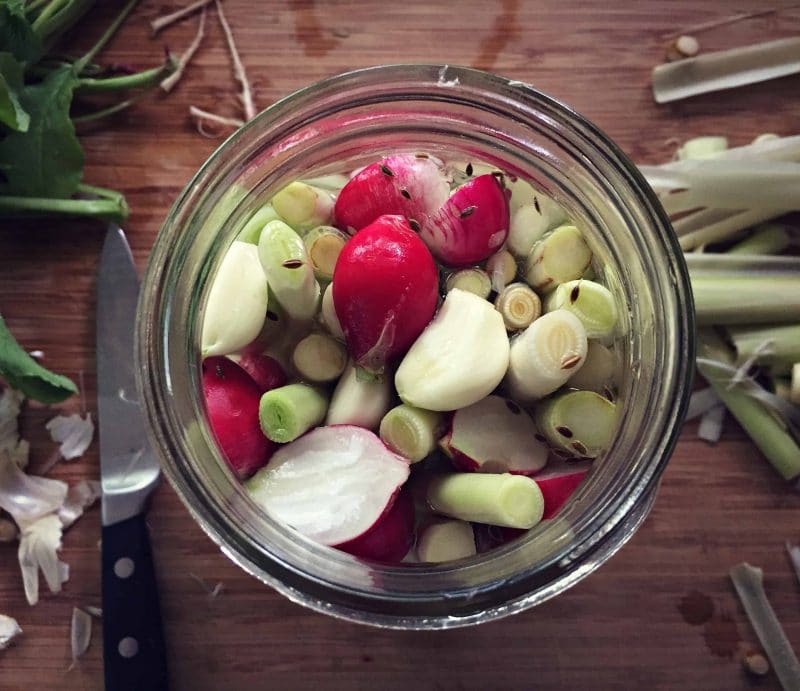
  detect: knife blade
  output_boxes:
[97,225,168,691]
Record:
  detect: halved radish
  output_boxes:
[334,154,450,234]
[235,351,288,392]
[421,174,510,266]
[245,425,410,545]
[442,395,548,474]
[337,488,415,563]
[202,356,275,479]
[532,459,591,520]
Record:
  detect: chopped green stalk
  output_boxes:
[379,404,442,463]
[292,333,346,383]
[792,364,800,405]
[544,279,617,341]
[494,282,541,331]
[567,340,617,394]
[535,390,617,458]
[524,225,592,293]
[75,58,178,93]
[303,225,347,281]
[684,253,800,278]
[727,224,792,256]
[73,0,139,73]
[445,268,491,299]
[237,204,281,244]
[697,330,800,481]
[728,324,800,375]
[0,194,128,223]
[678,209,779,251]
[320,282,344,340]
[271,182,333,232]
[416,520,476,562]
[677,136,728,160]
[259,383,328,443]
[258,220,320,321]
[691,277,800,325]
[486,249,517,292]
[506,189,567,258]
[426,473,544,529]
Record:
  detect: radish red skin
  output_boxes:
[202,356,276,479]
[423,174,510,267]
[236,351,288,393]
[333,215,439,374]
[336,488,415,563]
[533,461,590,519]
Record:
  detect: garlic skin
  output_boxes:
[0,614,22,650]
[45,413,94,461]
[201,241,268,357]
[395,289,510,412]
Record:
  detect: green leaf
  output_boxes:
[0,314,77,404]
[0,64,82,197]
[0,51,29,131]
[0,0,43,64]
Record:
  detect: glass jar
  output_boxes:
[136,64,694,629]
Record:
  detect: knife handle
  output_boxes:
[102,514,169,691]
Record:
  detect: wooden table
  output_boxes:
[1,2,799,689]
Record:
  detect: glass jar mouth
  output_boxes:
[137,64,695,629]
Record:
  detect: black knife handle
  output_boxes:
[102,514,168,691]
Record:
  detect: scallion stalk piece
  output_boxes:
[494,282,541,331]
[728,324,800,375]
[237,204,281,245]
[727,224,791,256]
[535,390,617,458]
[271,181,334,231]
[426,473,545,529]
[691,277,800,325]
[567,341,617,394]
[445,268,492,299]
[292,333,347,383]
[303,225,347,281]
[379,404,442,463]
[259,383,328,443]
[524,225,592,293]
[544,279,617,341]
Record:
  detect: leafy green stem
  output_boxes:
[0,194,129,223]
[72,98,134,123]
[73,0,139,74]
[75,58,176,93]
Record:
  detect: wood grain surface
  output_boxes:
[1,2,799,689]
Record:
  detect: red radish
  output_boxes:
[421,174,510,266]
[533,459,591,520]
[441,396,548,475]
[473,524,526,553]
[333,215,439,375]
[202,356,276,480]
[337,488,415,563]
[334,154,450,234]
[235,352,288,392]
[245,425,410,546]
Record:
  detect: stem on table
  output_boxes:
[727,323,800,374]
[73,0,140,75]
[691,276,800,325]
[0,194,128,223]
[76,59,176,93]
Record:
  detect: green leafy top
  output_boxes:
[0,315,78,403]
[0,0,43,64]
[0,51,29,131]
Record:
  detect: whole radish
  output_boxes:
[334,154,450,234]
[337,488,415,563]
[202,356,276,479]
[421,173,510,266]
[333,215,439,376]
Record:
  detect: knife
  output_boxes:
[97,226,168,691]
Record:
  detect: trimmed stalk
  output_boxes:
[292,333,347,383]
[326,360,392,430]
[678,208,779,250]
[445,268,492,299]
[677,136,728,160]
[697,330,800,481]
[379,404,442,463]
[0,194,128,223]
[684,253,800,278]
[728,324,800,375]
[271,182,333,232]
[320,282,344,340]
[303,225,347,281]
[416,520,476,562]
[728,224,791,256]
[567,340,617,393]
[524,225,592,293]
[494,282,541,331]
[426,473,545,529]
[237,204,281,244]
[505,309,588,401]
[691,277,800,325]
[535,390,618,458]
[544,279,617,341]
[258,220,320,321]
[258,383,328,443]
[486,249,518,292]
[75,58,178,93]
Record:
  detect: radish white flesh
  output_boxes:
[395,289,510,411]
[447,395,548,474]
[202,241,268,357]
[246,426,410,545]
[326,360,392,430]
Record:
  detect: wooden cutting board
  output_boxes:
[0,2,798,689]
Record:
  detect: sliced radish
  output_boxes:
[334,154,450,234]
[336,488,415,563]
[202,356,275,480]
[532,459,591,520]
[235,351,288,392]
[422,174,510,266]
[443,395,548,474]
[245,426,410,545]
